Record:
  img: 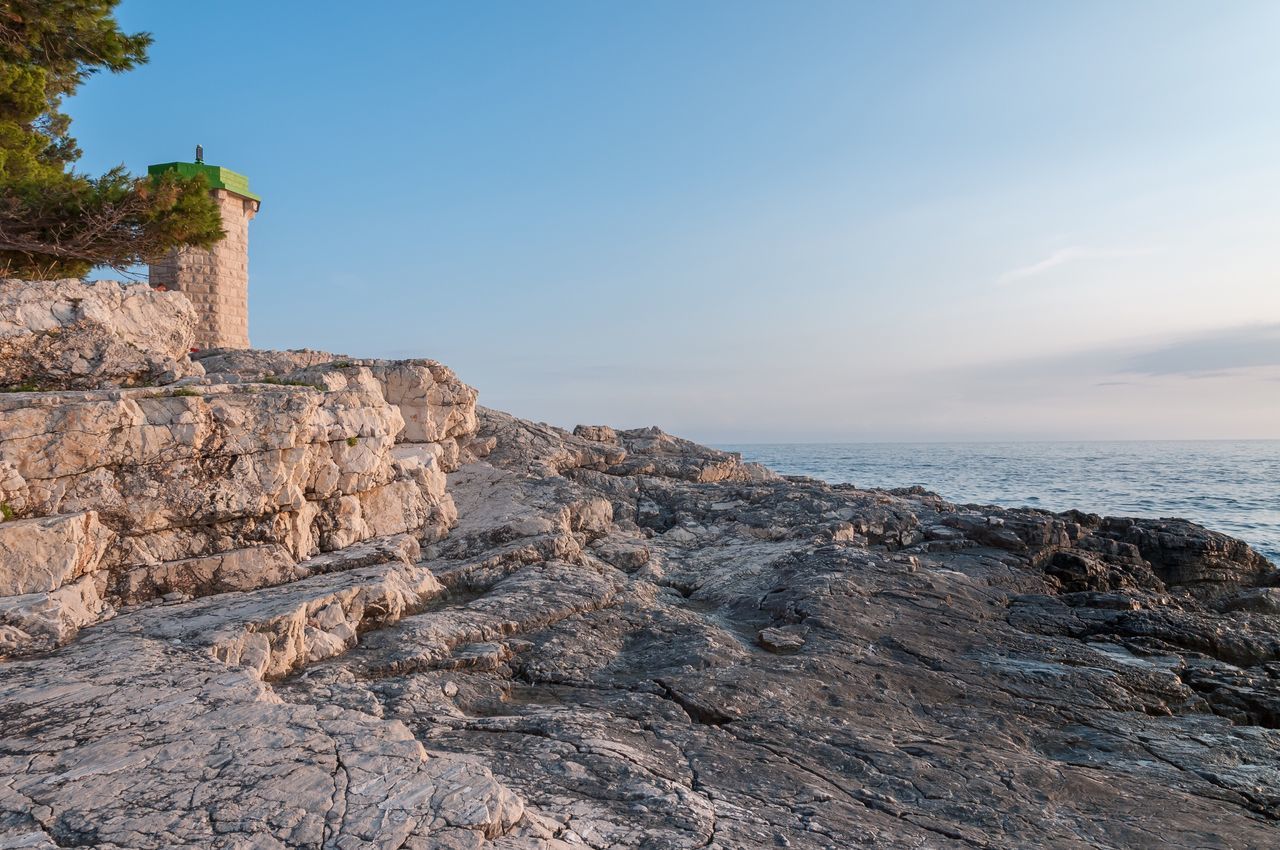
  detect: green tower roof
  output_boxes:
[147,161,261,203]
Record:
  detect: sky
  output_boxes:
[72,0,1280,442]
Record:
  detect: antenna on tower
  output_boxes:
[195,144,204,164]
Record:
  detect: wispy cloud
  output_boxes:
[934,322,1280,394]
[1123,324,1280,377]
[996,246,1155,285]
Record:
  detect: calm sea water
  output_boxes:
[720,441,1280,564]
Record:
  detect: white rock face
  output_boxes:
[0,510,115,659]
[0,278,203,389]
[114,544,297,604]
[0,356,479,655]
[0,574,111,656]
[0,383,404,556]
[366,359,480,444]
[0,512,110,596]
[197,350,481,471]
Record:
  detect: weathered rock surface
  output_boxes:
[3,340,1279,847]
[0,285,481,656]
[196,347,481,466]
[0,278,202,390]
[193,346,348,379]
[0,375,457,617]
[0,512,109,596]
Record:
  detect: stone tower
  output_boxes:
[147,152,261,350]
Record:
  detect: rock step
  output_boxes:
[114,533,422,606]
[329,559,624,677]
[129,560,447,679]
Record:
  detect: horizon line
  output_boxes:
[712,436,1280,447]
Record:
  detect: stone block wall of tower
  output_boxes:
[150,189,257,350]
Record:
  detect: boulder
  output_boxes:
[477,407,627,475]
[757,625,807,653]
[0,574,110,654]
[0,278,202,390]
[1219,587,1280,615]
[1096,516,1273,597]
[366,359,479,444]
[573,424,619,444]
[609,425,780,483]
[0,511,110,596]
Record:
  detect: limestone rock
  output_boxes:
[114,543,298,604]
[0,574,110,656]
[477,407,626,475]
[1220,587,1280,615]
[366,359,479,444]
[572,424,619,444]
[0,278,202,390]
[0,383,406,548]
[610,425,781,483]
[1094,515,1273,597]
[193,346,346,379]
[757,625,806,653]
[2,392,1279,847]
[194,350,481,467]
[0,370,461,653]
[0,512,110,596]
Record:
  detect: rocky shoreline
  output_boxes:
[1,280,1278,848]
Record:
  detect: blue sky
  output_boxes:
[73,1,1280,441]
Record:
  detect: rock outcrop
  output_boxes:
[0,278,203,390]
[2,280,1278,848]
[0,282,479,656]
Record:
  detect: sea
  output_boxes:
[720,441,1280,565]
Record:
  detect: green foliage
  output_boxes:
[346,436,359,447]
[0,502,13,521]
[0,0,223,278]
[169,387,201,397]
[1,381,41,392]
[331,360,354,368]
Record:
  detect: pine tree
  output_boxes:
[0,0,223,279]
